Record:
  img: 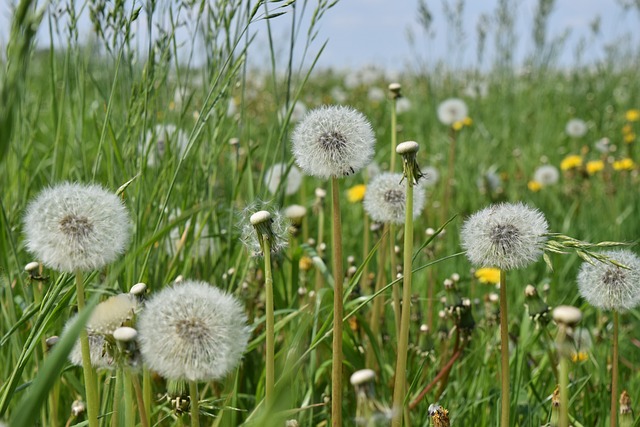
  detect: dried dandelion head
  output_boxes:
[363,173,426,224]
[240,205,289,256]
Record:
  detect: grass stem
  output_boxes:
[75,271,99,427]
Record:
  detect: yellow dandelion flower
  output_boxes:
[613,158,635,171]
[347,184,366,203]
[625,109,640,122]
[571,351,589,363]
[586,160,604,175]
[623,124,633,135]
[624,132,636,143]
[299,256,314,271]
[474,267,501,285]
[527,180,542,192]
[463,116,473,126]
[452,121,464,131]
[560,155,582,171]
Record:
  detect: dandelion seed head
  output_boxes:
[88,293,138,335]
[565,118,588,138]
[64,316,114,369]
[363,173,426,224]
[24,182,131,273]
[437,98,468,126]
[264,163,303,196]
[137,280,250,382]
[533,165,560,186]
[577,250,640,311]
[460,202,549,271]
[291,105,375,179]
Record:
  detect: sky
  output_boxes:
[1,0,639,71]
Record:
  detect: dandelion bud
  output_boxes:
[113,326,138,343]
[315,188,327,200]
[552,306,582,328]
[243,208,289,256]
[71,399,86,417]
[396,140,424,185]
[347,255,356,265]
[388,82,402,99]
[425,227,436,236]
[130,282,147,296]
[297,287,307,297]
[284,205,307,224]
[24,261,40,274]
[45,336,59,351]
[437,98,468,126]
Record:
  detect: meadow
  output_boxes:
[1,0,640,426]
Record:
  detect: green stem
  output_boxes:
[143,369,152,425]
[331,176,344,427]
[390,97,397,172]
[366,228,388,370]
[390,223,401,338]
[441,127,457,224]
[131,372,149,427]
[75,271,99,427]
[392,177,414,427]
[558,325,569,427]
[189,381,200,427]
[611,311,619,427]
[499,269,510,427]
[123,368,135,427]
[112,368,122,427]
[263,235,275,408]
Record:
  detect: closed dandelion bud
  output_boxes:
[363,173,426,224]
[577,250,640,311]
[396,140,424,185]
[24,182,131,273]
[460,202,549,271]
[437,310,449,340]
[291,105,376,179]
[71,399,86,417]
[137,280,250,382]
[388,82,402,99]
[524,284,550,325]
[130,282,147,296]
[458,298,476,335]
[428,404,450,427]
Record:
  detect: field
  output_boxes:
[1,0,640,426]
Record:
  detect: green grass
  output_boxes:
[1,0,640,426]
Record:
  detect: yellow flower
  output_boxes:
[625,109,640,122]
[586,160,604,175]
[474,267,501,284]
[452,121,464,131]
[299,256,314,271]
[624,132,636,143]
[623,124,633,135]
[571,351,589,363]
[463,116,473,126]
[527,180,542,192]
[613,158,635,171]
[347,184,366,203]
[560,155,582,171]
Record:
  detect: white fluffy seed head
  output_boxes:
[421,166,439,188]
[263,163,303,196]
[64,316,114,369]
[437,98,468,125]
[350,368,376,385]
[533,165,560,186]
[565,118,588,138]
[363,173,426,224]
[552,305,582,326]
[87,294,138,335]
[141,124,189,167]
[460,202,549,271]
[137,280,250,382]
[291,105,376,179]
[577,250,640,311]
[24,182,131,273]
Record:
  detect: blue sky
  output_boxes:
[1,0,638,70]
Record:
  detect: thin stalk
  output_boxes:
[366,228,388,369]
[75,271,99,427]
[263,235,275,407]
[143,369,152,425]
[392,176,415,427]
[112,368,122,427]
[131,373,149,427]
[123,368,135,427]
[362,212,370,291]
[331,176,344,427]
[390,223,401,338]
[558,328,569,427]
[441,127,457,223]
[611,310,619,427]
[189,380,200,427]
[315,197,325,295]
[499,269,510,427]
[390,97,398,172]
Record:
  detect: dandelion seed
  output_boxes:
[141,124,189,167]
[24,182,131,273]
[137,280,250,382]
[595,137,611,153]
[437,98,468,126]
[291,105,375,179]
[264,163,303,195]
[533,165,560,186]
[577,250,640,311]
[363,173,426,224]
[565,119,588,138]
[460,202,548,271]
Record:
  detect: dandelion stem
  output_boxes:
[611,310,619,427]
[441,127,457,223]
[557,325,570,427]
[390,223,401,338]
[75,270,99,427]
[263,234,275,408]
[131,372,149,427]
[392,173,415,427]
[123,368,135,427]
[390,96,397,172]
[499,268,510,427]
[366,228,388,370]
[330,176,344,427]
[189,380,200,427]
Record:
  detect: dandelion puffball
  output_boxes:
[363,173,426,224]
[533,165,560,186]
[577,250,640,311]
[565,119,588,138]
[137,280,250,382]
[24,182,131,273]
[460,202,549,271]
[291,105,375,179]
[437,98,468,126]
[264,163,303,195]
